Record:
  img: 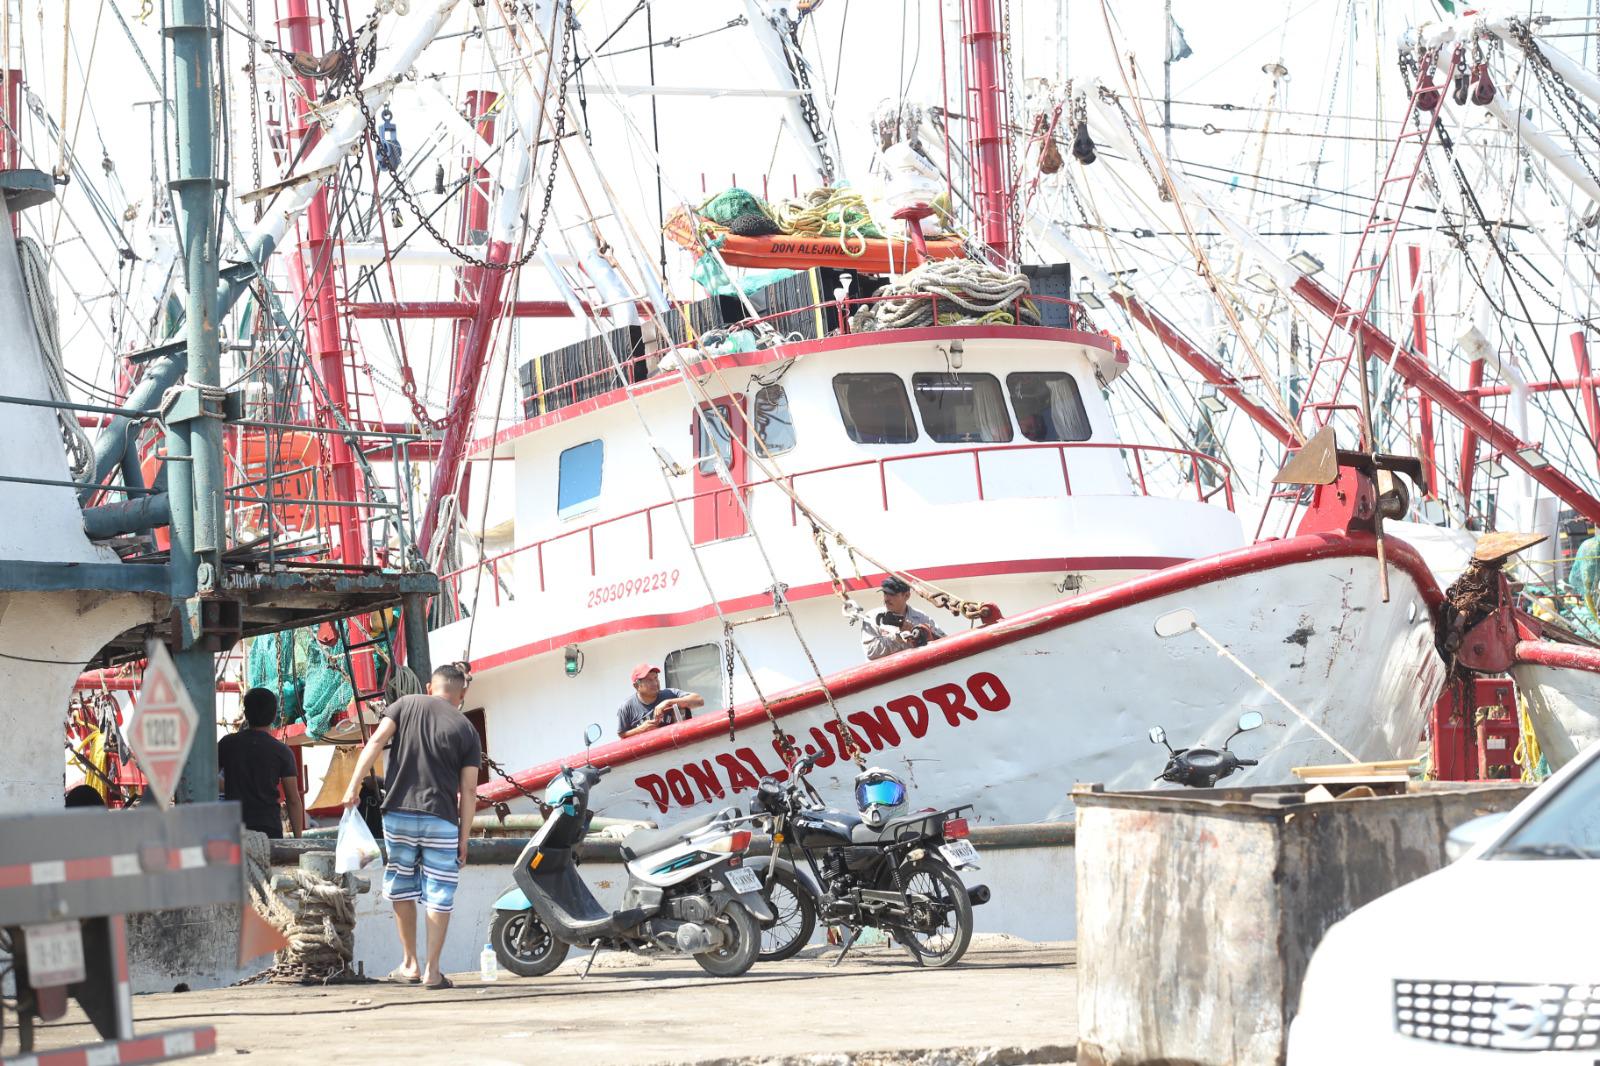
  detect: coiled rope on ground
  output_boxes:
[240,831,365,985]
[848,258,1038,332]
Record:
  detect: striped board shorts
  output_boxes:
[382,811,461,914]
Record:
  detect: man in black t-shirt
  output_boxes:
[342,662,482,989]
[617,664,704,738]
[217,688,305,839]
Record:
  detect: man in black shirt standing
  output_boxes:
[217,688,305,839]
[342,662,482,989]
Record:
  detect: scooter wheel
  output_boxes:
[694,901,761,978]
[490,910,570,978]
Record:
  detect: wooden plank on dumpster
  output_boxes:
[1291,759,1418,784]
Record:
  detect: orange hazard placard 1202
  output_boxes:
[124,640,201,810]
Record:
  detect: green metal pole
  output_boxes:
[165,0,225,803]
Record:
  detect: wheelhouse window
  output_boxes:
[752,385,796,455]
[832,373,918,444]
[911,373,1014,443]
[696,404,736,475]
[1007,372,1092,442]
[557,440,604,517]
[664,644,723,710]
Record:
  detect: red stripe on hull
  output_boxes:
[480,530,1443,802]
[466,555,1188,675]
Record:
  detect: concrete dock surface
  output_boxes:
[15,937,1076,1065]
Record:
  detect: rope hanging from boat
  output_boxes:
[17,237,94,481]
[847,257,1036,331]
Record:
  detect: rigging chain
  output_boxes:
[777,9,835,184]
[346,1,576,272]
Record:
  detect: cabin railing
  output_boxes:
[522,292,1092,417]
[437,441,1231,615]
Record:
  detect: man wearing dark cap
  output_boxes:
[862,577,946,660]
[618,664,704,738]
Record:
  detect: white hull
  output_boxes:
[1511,642,1600,770]
[481,534,1446,826]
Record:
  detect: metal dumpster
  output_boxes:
[1073,780,1533,1066]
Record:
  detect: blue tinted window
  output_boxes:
[558,440,603,517]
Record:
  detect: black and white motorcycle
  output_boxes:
[745,757,987,967]
[489,726,773,978]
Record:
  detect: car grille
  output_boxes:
[1394,980,1600,1052]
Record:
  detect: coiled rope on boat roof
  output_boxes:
[848,257,1037,331]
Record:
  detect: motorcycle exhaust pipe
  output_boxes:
[967,884,991,906]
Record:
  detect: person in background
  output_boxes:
[861,576,947,660]
[218,687,305,839]
[341,662,482,990]
[617,664,703,738]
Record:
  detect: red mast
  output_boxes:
[962,0,1014,265]
[445,90,500,533]
[279,0,366,567]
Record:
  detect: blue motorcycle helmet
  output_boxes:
[544,772,578,816]
[855,767,907,828]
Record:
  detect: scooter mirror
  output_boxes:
[1153,608,1198,638]
[1148,726,1166,746]
[584,723,603,746]
[1237,710,1264,732]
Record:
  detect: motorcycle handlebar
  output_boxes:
[1238,759,1258,767]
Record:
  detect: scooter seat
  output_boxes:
[620,809,725,861]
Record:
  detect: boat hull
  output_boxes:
[1510,641,1600,770]
[482,532,1447,825]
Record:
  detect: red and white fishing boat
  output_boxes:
[438,297,1448,824]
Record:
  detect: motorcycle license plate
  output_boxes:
[939,840,980,867]
[723,867,762,894]
[24,921,85,988]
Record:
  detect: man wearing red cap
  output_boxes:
[617,664,704,738]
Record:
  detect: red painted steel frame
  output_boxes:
[349,299,574,319]
[1409,245,1439,497]
[417,235,517,558]
[448,91,499,537]
[1292,275,1600,524]
[1571,331,1600,476]
[280,0,365,566]
[1109,291,1299,448]
[962,0,1012,265]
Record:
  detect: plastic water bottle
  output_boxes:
[480,943,498,982]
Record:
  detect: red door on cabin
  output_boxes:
[692,398,748,544]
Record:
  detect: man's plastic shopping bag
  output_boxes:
[335,807,382,873]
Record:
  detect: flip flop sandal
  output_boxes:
[423,975,454,990]
[386,968,420,984]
